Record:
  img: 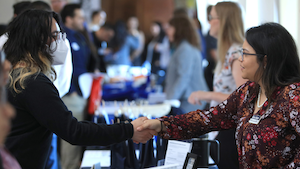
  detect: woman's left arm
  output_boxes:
[140,83,249,140]
[286,87,300,168]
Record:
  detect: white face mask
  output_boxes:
[51,23,68,65]
[51,39,68,65]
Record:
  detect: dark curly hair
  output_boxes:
[4,9,61,93]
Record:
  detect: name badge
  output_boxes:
[249,115,261,124]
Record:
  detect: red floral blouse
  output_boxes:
[159,81,300,168]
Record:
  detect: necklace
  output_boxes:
[257,88,267,108]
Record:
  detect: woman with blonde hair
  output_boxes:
[164,15,208,113]
[188,2,246,169]
[3,9,154,169]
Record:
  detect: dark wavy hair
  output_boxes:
[169,15,200,49]
[246,22,300,100]
[4,9,60,93]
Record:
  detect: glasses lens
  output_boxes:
[238,49,244,60]
[54,32,66,42]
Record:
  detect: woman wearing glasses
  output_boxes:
[188,2,246,168]
[3,10,155,169]
[139,22,300,168]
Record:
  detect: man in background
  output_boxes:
[91,23,115,73]
[50,0,67,13]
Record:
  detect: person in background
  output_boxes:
[164,15,208,113]
[105,20,139,66]
[188,2,246,169]
[138,22,300,169]
[192,10,206,63]
[4,9,155,169]
[12,1,31,18]
[91,23,115,73]
[0,1,31,50]
[127,16,145,66]
[204,5,218,92]
[50,0,67,14]
[146,21,170,85]
[88,10,107,32]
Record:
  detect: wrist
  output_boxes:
[157,119,165,132]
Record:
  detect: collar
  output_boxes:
[61,25,76,36]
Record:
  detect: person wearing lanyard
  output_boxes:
[138,22,300,168]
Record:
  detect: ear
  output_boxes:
[65,16,72,24]
[263,55,267,69]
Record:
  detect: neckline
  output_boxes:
[257,88,267,108]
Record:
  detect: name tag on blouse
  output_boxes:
[249,115,261,124]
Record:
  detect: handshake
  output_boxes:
[130,117,166,144]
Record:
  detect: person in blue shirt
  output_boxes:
[105,20,139,66]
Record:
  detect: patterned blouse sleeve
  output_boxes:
[286,85,300,168]
[159,82,250,140]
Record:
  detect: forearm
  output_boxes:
[59,121,133,146]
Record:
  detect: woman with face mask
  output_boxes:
[3,10,156,169]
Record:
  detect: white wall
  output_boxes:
[279,0,299,53]
[196,0,300,55]
[0,0,53,24]
[0,0,16,24]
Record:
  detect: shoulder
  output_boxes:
[283,82,300,98]
[227,43,242,63]
[9,72,58,99]
[25,73,56,91]
[177,41,198,53]
[236,81,257,94]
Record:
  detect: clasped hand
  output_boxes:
[131,117,163,144]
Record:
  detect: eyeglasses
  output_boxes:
[208,15,219,21]
[52,31,66,42]
[238,49,265,61]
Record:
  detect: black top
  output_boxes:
[5,73,133,169]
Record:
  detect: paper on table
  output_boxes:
[164,140,192,169]
[146,163,180,169]
[80,150,110,168]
